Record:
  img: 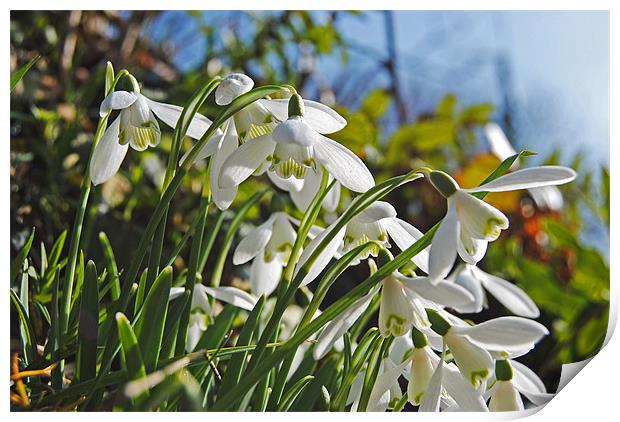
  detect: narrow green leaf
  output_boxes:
[10,55,39,92]
[116,312,149,408]
[10,288,37,364]
[159,290,191,360]
[471,150,537,199]
[104,61,114,95]
[75,261,99,384]
[277,375,314,411]
[99,231,121,301]
[218,296,266,396]
[193,304,238,351]
[134,266,173,372]
[11,227,35,284]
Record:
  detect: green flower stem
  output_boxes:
[88,87,287,404]
[209,189,268,288]
[212,205,436,411]
[245,171,331,378]
[358,336,392,411]
[176,181,211,356]
[268,241,379,409]
[57,69,130,380]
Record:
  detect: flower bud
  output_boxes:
[411,326,429,348]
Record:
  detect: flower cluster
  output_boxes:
[91,72,576,412]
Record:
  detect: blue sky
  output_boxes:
[155,10,609,168]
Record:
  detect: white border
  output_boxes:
[3,2,617,420]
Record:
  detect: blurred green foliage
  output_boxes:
[10,10,609,405]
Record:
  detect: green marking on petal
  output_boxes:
[470,369,490,387]
[386,314,407,337]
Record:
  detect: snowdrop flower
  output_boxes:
[219,93,374,194]
[427,166,576,282]
[90,84,212,185]
[185,73,276,210]
[313,252,474,359]
[379,270,474,338]
[169,283,256,352]
[485,123,565,211]
[425,309,549,388]
[232,212,298,296]
[295,201,430,287]
[486,359,553,411]
[451,264,539,318]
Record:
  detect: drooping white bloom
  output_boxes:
[169,283,256,352]
[294,201,430,287]
[427,166,577,282]
[219,93,374,194]
[485,123,565,211]
[184,73,277,210]
[451,264,539,318]
[232,212,298,296]
[388,333,488,411]
[426,309,549,388]
[486,359,553,411]
[90,88,212,185]
[313,264,473,359]
[379,272,474,338]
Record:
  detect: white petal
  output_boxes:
[272,116,319,147]
[368,359,408,410]
[210,121,239,210]
[452,265,485,314]
[313,289,375,360]
[259,98,347,134]
[399,275,475,309]
[466,166,577,193]
[89,117,128,185]
[441,363,489,411]
[143,95,212,140]
[346,371,365,407]
[219,133,276,189]
[249,252,282,296]
[451,317,549,352]
[267,170,304,192]
[179,128,224,166]
[408,348,436,405]
[445,333,494,388]
[204,286,257,311]
[453,190,508,241]
[384,218,429,273]
[457,233,488,265]
[379,275,415,337]
[99,91,136,117]
[232,218,274,265]
[169,287,185,301]
[355,201,397,224]
[484,123,516,161]
[419,355,444,412]
[511,361,545,393]
[186,320,204,352]
[323,177,341,212]
[313,135,374,193]
[474,267,540,318]
[428,206,460,283]
[528,186,564,210]
[215,73,254,106]
[489,381,524,411]
[295,221,346,287]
